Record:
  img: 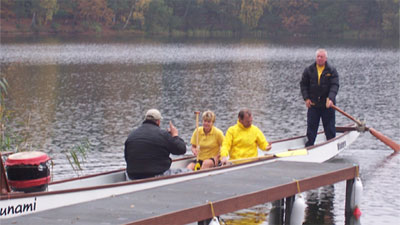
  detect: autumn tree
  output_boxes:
[272,0,317,34]
[144,0,173,33]
[75,0,114,25]
[239,0,268,28]
[39,0,59,24]
[107,0,131,26]
[54,0,77,21]
[309,1,347,35]
[131,0,152,29]
[378,0,399,36]
[0,0,16,20]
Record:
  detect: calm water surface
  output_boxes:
[0,36,399,224]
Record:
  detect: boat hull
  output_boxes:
[1,126,359,218]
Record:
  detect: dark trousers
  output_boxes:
[305,106,336,147]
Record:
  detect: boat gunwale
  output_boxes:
[0,125,357,200]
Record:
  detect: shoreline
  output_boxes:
[1,19,396,41]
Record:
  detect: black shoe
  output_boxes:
[305,141,313,147]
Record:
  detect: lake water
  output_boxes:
[0,36,399,224]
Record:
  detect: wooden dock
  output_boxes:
[1,161,358,225]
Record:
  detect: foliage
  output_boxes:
[0,0,16,19]
[75,0,114,26]
[378,0,400,36]
[239,0,268,29]
[144,0,173,34]
[1,0,399,38]
[65,139,91,175]
[0,78,91,175]
[39,0,59,24]
[0,78,35,153]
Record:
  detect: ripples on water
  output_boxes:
[1,43,311,65]
[0,38,399,224]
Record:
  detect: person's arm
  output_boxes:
[300,67,311,103]
[328,68,339,104]
[305,99,313,108]
[166,121,187,155]
[216,129,224,164]
[191,145,198,156]
[190,128,199,156]
[256,128,271,151]
[220,128,233,165]
[326,98,333,108]
[168,121,178,137]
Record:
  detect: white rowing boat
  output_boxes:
[0,125,359,218]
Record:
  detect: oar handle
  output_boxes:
[331,105,362,126]
[194,111,200,147]
[194,111,200,159]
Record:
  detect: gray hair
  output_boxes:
[316,48,328,58]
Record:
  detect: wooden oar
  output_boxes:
[229,149,308,164]
[194,111,201,171]
[331,105,400,152]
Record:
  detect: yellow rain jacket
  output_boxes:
[221,120,269,160]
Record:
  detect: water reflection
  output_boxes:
[0,38,399,225]
[221,206,269,225]
[305,185,335,224]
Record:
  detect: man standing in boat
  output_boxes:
[220,109,271,165]
[300,49,339,147]
[124,109,187,179]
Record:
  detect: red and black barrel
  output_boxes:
[5,151,51,193]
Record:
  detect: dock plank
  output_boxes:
[1,161,357,225]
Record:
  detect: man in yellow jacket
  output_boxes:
[220,109,271,165]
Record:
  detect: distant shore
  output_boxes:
[2,18,395,41]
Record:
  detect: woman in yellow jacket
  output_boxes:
[187,110,224,170]
[220,109,271,165]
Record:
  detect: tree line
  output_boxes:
[1,0,399,38]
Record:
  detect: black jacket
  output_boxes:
[300,62,339,108]
[124,120,186,176]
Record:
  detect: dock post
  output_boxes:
[345,178,355,220]
[284,195,295,225]
[269,199,284,224]
[197,218,212,225]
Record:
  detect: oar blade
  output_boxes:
[228,154,274,164]
[333,104,399,152]
[368,128,400,152]
[275,149,308,158]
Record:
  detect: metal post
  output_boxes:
[345,178,355,223]
[285,195,295,225]
[270,199,284,225]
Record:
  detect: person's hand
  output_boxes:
[221,156,228,166]
[191,146,198,156]
[326,98,333,108]
[168,121,178,137]
[305,99,312,108]
[266,144,272,151]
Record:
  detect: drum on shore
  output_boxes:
[5,151,51,193]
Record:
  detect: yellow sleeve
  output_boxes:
[256,128,269,151]
[220,128,232,157]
